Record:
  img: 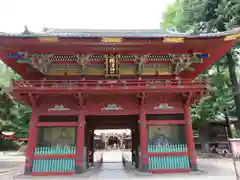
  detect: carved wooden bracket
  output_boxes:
[76,55,90,75]
[134,54,149,76]
[29,120,34,128]
[31,54,53,73]
[141,93,145,107]
[170,54,191,74]
[186,92,193,105]
[181,92,193,105]
[76,92,84,108]
[137,93,145,109]
[170,53,205,74]
[29,92,36,108]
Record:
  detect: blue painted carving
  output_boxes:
[8,52,25,59]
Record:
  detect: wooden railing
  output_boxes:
[12,79,206,92]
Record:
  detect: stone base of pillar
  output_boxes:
[75,165,85,174]
[139,164,149,172]
[24,165,32,175]
[191,162,198,171]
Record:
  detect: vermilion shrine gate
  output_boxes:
[0,28,239,176]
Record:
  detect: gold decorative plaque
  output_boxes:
[101,37,122,43]
[104,54,120,78]
[163,37,184,43]
[38,37,59,42]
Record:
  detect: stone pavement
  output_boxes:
[0,155,25,173]
[1,150,240,180]
[0,155,25,180]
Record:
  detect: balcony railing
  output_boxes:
[12,79,206,92]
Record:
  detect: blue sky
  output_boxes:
[0,0,175,33]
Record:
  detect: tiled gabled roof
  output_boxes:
[0,28,239,38]
[210,113,238,123]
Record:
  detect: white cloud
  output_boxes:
[0,0,175,33]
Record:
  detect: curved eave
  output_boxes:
[0,28,239,80]
[0,51,44,80]
[0,28,239,46]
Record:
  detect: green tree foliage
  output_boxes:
[192,68,234,127]
[0,61,30,138]
[162,0,240,32]
[162,0,240,126]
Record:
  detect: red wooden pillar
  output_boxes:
[139,108,149,172]
[85,127,89,168]
[131,129,135,165]
[76,113,85,173]
[185,105,197,171]
[89,129,94,166]
[24,109,38,174]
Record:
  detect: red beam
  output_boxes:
[0,36,224,46]
[37,110,79,116]
[13,88,204,94]
[148,152,188,156]
[147,120,186,125]
[13,79,206,88]
[2,43,208,55]
[32,171,75,176]
[150,168,191,174]
[13,84,206,93]
[33,154,76,159]
[145,109,184,114]
[85,110,139,115]
[37,122,77,127]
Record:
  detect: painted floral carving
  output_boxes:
[48,105,70,111]
[153,103,174,110]
[101,104,123,111]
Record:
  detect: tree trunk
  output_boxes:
[224,108,233,138]
[198,126,210,153]
[226,52,240,122]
